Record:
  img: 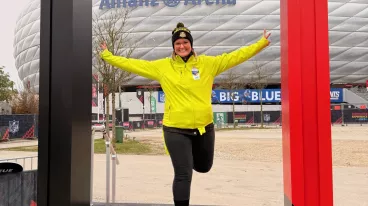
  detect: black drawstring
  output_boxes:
[180,51,193,62]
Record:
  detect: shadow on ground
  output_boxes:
[93,203,219,206]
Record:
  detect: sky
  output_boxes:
[0,0,30,89]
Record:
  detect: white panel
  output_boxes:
[12,0,368,92]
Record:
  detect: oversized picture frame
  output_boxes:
[37,0,333,205]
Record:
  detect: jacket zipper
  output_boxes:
[180,64,183,77]
[185,63,196,129]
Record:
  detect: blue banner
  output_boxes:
[211,89,281,103]
[158,88,343,103]
[329,88,343,102]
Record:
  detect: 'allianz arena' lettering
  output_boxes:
[99,0,236,9]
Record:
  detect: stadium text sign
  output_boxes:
[330,90,341,101]
[99,0,236,9]
[158,88,344,104]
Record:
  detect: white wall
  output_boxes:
[0,101,12,114]
[92,92,282,116]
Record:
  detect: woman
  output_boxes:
[100,22,271,206]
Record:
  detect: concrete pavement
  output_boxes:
[1,126,368,205]
[1,151,367,206]
[0,139,38,149]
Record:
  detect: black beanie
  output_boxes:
[172,22,193,48]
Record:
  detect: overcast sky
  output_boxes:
[0,0,30,88]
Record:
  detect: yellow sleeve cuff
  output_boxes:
[259,36,270,47]
[100,49,110,58]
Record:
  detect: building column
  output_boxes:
[280,0,334,205]
[38,0,92,205]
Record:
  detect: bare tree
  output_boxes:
[248,61,271,128]
[217,70,246,128]
[92,8,137,144]
[10,84,39,114]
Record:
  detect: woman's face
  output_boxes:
[174,39,192,57]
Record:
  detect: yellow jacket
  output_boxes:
[100,36,269,135]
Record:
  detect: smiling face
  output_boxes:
[174,38,192,57]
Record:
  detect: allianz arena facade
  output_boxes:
[13,0,368,93]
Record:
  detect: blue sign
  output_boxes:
[158,91,165,103]
[211,89,281,103]
[329,88,343,102]
[158,88,344,103]
[99,0,236,9]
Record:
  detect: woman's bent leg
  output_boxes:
[164,130,193,206]
[192,123,215,173]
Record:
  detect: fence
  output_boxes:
[216,106,367,127]
[0,170,38,206]
[331,103,368,125]
[0,114,38,141]
[124,103,367,129]
[121,119,163,131]
[0,156,38,171]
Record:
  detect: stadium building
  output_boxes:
[13,0,368,125]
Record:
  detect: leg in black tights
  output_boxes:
[193,124,215,173]
[163,123,215,206]
[164,129,193,205]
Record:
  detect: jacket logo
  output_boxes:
[192,68,200,80]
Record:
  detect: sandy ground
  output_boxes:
[0,139,38,149]
[1,125,368,205]
[119,125,368,167]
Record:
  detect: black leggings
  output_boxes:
[163,123,215,205]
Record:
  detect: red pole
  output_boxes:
[30,200,37,206]
[280,0,333,205]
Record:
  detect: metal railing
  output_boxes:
[0,156,38,171]
[0,129,116,205]
[90,128,119,205]
[100,128,119,204]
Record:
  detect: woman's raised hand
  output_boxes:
[100,42,107,50]
[263,29,271,45]
[263,29,271,39]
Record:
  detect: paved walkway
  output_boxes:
[1,126,368,205]
[1,125,367,150]
[0,151,367,206]
[0,139,38,149]
[93,204,211,206]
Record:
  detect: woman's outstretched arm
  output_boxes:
[100,42,163,81]
[209,29,271,77]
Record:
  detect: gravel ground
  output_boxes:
[1,126,367,205]
[121,125,368,167]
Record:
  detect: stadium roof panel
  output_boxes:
[13,0,368,92]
